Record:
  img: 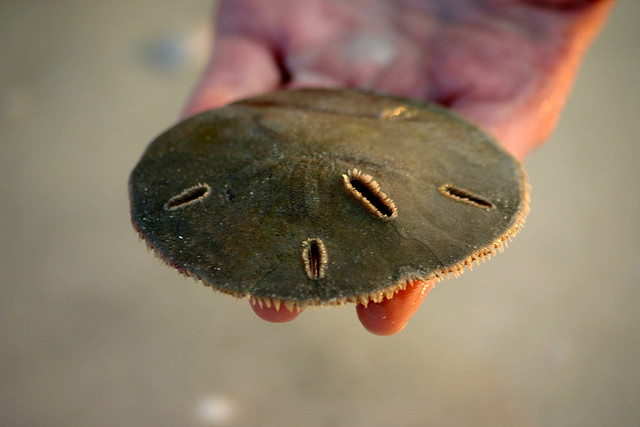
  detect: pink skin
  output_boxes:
[182,0,614,334]
[250,300,301,323]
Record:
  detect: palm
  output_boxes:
[189,0,610,157]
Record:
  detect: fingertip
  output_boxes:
[356,280,434,336]
[250,300,302,323]
[356,303,405,336]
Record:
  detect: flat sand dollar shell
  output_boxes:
[129,89,528,309]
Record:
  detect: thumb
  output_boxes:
[181,36,282,118]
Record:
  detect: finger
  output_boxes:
[356,280,434,335]
[181,36,282,118]
[250,300,302,323]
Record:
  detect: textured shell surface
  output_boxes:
[129,89,528,307]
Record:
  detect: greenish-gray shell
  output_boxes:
[129,89,528,308]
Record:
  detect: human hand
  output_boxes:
[182,0,614,335]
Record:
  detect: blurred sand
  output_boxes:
[1,1,639,426]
